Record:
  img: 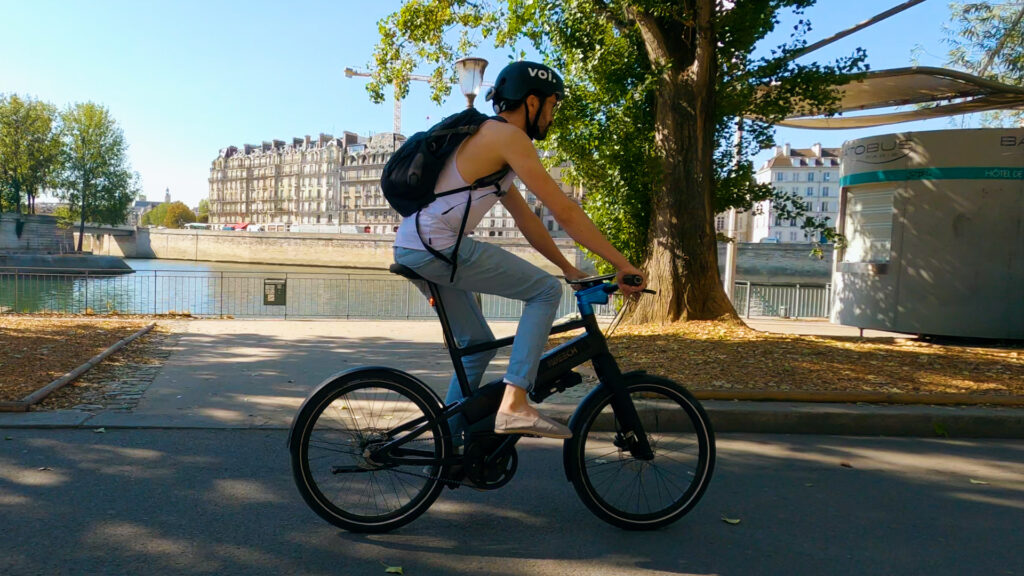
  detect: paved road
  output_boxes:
[1,430,1021,576]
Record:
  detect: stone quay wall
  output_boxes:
[0,213,68,253]
[79,228,582,273]
[78,227,834,284]
[717,243,833,285]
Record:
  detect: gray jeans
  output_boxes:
[395,238,563,434]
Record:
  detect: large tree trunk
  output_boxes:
[625,0,737,324]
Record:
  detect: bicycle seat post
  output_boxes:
[423,280,474,399]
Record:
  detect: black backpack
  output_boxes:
[381,108,509,282]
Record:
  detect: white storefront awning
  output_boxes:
[769,66,1024,129]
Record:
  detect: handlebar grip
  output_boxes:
[622,274,644,287]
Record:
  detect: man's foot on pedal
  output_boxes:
[494,410,572,439]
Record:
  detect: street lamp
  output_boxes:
[455,57,488,108]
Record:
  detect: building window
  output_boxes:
[807,172,815,182]
[822,186,830,196]
[823,172,833,181]
[806,187,814,197]
[790,231,798,241]
[821,201,829,212]
[776,172,785,181]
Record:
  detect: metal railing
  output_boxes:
[731,281,832,319]
[1,268,832,320]
[0,268,617,320]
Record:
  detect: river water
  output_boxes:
[1,258,586,319]
[122,259,390,275]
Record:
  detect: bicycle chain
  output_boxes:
[373,435,484,489]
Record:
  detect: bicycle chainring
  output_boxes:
[464,434,518,490]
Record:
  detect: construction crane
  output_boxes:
[344,67,434,135]
[345,63,493,135]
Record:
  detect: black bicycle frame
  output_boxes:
[367,273,654,468]
[424,279,654,458]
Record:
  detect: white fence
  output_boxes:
[731,281,832,319]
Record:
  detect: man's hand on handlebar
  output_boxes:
[561,266,589,290]
[616,266,647,297]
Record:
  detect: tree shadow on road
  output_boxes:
[7,431,1019,576]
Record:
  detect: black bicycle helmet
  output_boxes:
[485,61,565,140]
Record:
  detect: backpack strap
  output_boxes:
[416,179,504,283]
[414,114,511,283]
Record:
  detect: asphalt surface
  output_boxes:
[2,318,1021,576]
[1,430,1021,576]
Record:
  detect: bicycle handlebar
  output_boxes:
[565,273,656,294]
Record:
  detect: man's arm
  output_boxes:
[488,124,645,292]
[500,185,584,279]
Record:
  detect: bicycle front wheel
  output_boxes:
[565,374,715,530]
[290,370,448,533]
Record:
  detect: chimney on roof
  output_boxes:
[304,135,311,147]
[812,143,822,157]
[783,143,791,156]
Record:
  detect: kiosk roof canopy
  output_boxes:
[773,66,1024,129]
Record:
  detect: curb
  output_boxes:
[0,400,1022,438]
[699,400,1024,438]
[691,390,1024,407]
[541,400,1024,439]
[0,323,156,412]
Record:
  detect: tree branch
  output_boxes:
[592,0,634,37]
[623,5,672,68]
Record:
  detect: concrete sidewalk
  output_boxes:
[1,318,1021,437]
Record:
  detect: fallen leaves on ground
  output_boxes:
[604,319,1023,397]
[0,317,152,403]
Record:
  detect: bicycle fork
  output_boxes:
[591,354,654,461]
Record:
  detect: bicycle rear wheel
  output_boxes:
[565,374,715,530]
[290,370,448,533]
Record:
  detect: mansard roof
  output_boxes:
[762,145,841,169]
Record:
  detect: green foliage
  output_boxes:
[52,204,78,229]
[370,1,868,320]
[141,203,169,227]
[943,1,1024,127]
[55,102,139,241]
[163,201,196,228]
[369,1,865,271]
[0,94,62,214]
[197,199,210,223]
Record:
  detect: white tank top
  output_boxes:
[393,145,517,251]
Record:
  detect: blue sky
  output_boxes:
[1,0,963,209]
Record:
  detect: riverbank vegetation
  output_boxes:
[0,94,139,248]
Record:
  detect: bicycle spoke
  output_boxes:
[293,377,447,530]
[570,380,714,528]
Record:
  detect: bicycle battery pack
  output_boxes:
[460,380,506,425]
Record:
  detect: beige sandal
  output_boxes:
[494,411,572,439]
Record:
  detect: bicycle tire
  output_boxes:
[565,374,715,530]
[289,369,449,533]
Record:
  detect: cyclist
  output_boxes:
[393,60,646,441]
